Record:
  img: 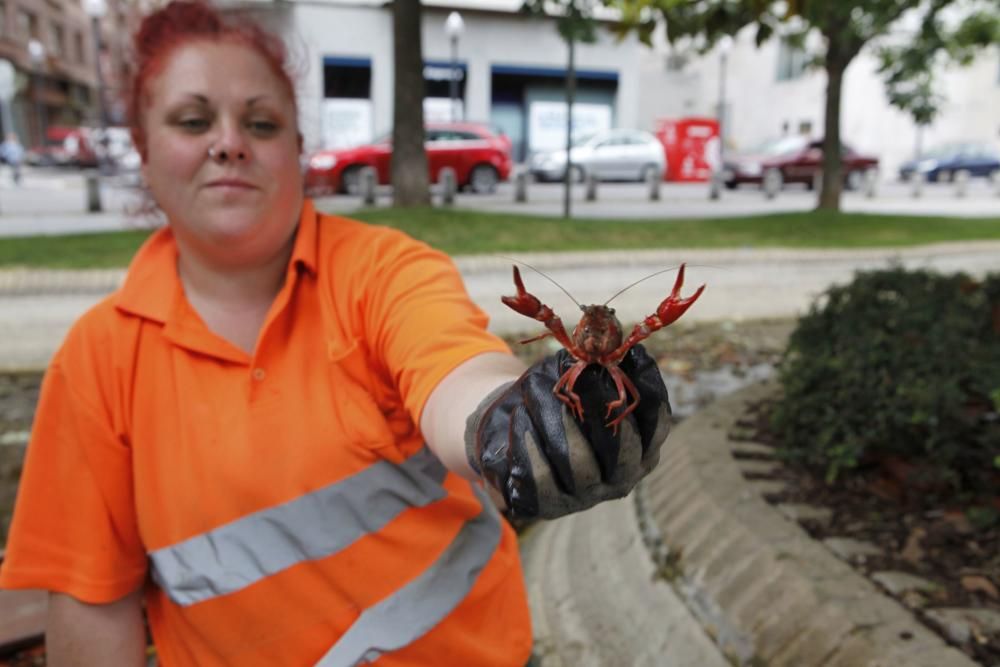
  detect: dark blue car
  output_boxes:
[898,142,1000,182]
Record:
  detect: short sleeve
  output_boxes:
[0,358,147,603]
[363,232,511,427]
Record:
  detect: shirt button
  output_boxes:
[252,368,266,381]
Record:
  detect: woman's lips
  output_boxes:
[205,178,257,189]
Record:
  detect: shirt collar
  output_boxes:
[114,198,319,324]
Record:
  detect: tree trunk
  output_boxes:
[391,0,430,207]
[818,40,848,211]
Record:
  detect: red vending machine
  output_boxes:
[655,117,720,182]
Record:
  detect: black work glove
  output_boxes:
[464,344,671,519]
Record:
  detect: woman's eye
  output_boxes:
[247,119,279,136]
[177,117,210,131]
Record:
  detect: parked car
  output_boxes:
[898,142,1000,182]
[722,136,879,190]
[304,122,512,195]
[25,126,98,168]
[529,129,666,183]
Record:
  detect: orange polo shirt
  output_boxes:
[0,200,532,666]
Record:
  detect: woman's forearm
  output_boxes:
[46,589,147,667]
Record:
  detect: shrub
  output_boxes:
[771,265,1000,497]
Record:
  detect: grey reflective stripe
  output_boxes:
[315,484,502,667]
[150,447,448,606]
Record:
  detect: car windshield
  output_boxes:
[921,144,963,160]
[750,136,808,156]
[572,131,599,147]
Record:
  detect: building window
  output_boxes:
[50,22,64,57]
[17,9,37,39]
[776,37,808,81]
[75,31,86,64]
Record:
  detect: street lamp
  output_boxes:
[444,11,464,123]
[710,35,733,200]
[83,0,110,172]
[27,39,46,148]
[717,35,733,170]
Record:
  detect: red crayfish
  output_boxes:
[502,263,705,432]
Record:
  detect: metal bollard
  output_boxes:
[514,169,528,203]
[954,169,970,198]
[585,170,598,202]
[992,169,1000,197]
[708,170,721,200]
[85,171,103,213]
[646,167,660,201]
[909,172,924,198]
[439,167,456,206]
[863,168,879,199]
[812,170,823,194]
[763,168,782,200]
[360,167,377,206]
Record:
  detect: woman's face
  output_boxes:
[140,40,302,267]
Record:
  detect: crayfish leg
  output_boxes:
[604,366,641,435]
[553,361,588,421]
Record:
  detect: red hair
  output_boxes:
[127,0,296,157]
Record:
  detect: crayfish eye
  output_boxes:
[579,305,586,311]
[609,307,616,315]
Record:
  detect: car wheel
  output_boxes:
[569,164,586,183]
[639,163,661,183]
[340,165,363,195]
[468,164,499,194]
[937,169,952,184]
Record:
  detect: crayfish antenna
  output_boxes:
[519,332,553,345]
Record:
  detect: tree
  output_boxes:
[522,0,601,219]
[609,0,1000,211]
[391,0,430,207]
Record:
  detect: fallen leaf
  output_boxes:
[960,575,998,600]
[900,527,926,565]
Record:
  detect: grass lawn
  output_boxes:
[1,208,999,268]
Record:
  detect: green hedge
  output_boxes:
[771,266,1000,497]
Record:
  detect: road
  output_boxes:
[0,168,997,238]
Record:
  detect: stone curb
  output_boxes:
[642,380,978,667]
[3,240,1000,296]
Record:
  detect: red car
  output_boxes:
[305,122,512,196]
[723,136,879,190]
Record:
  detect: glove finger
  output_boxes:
[619,345,672,454]
[565,363,623,482]
[520,369,578,495]
[505,403,542,518]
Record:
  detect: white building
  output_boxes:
[246,0,644,162]
[637,23,1000,175]
[246,0,1000,174]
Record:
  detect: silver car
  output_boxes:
[529,129,667,182]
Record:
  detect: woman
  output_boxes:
[0,2,692,665]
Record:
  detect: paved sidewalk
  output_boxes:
[3,240,998,370]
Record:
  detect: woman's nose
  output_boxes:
[208,121,250,164]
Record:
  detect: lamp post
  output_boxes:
[710,35,733,200]
[444,11,464,123]
[27,39,47,148]
[717,35,733,169]
[83,0,110,173]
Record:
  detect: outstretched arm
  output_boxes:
[420,351,526,480]
[47,588,147,667]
